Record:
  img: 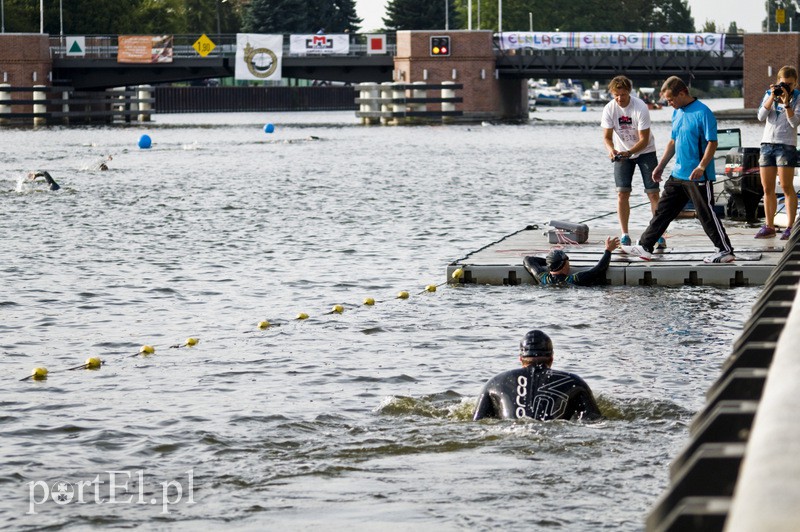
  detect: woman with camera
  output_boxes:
[755,65,800,240]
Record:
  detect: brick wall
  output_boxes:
[743,33,800,109]
[0,34,53,114]
[394,30,526,120]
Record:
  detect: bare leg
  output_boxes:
[647,191,660,217]
[778,166,797,227]
[760,166,778,228]
[618,190,631,234]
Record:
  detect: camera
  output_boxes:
[612,153,624,162]
[773,82,791,97]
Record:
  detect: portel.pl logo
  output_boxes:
[27,470,195,515]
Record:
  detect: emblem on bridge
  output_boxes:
[193,34,216,58]
[235,35,283,81]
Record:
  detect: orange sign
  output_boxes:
[118,35,174,63]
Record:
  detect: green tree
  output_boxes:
[764,0,799,31]
[383,0,460,31]
[700,20,718,33]
[243,0,308,32]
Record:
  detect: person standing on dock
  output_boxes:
[754,65,800,241]
[523,236,620,286]
[472,330,602,422]
[623,76,735,264]
[601,76,664,249]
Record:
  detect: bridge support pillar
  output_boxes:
[394,30,527,122]
[0,84,10,125]
[33,85,47,126]
[138,85,153,122]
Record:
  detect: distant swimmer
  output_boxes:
[27,171,60,191]
[523,236,620,286]
[472,330,602,422]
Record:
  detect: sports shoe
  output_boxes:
[781,226,793,240]
[620,233,632,246]
[656,236,667,249]
[754,225,776,238]
[703,251,736,263]
[620,244,652,260]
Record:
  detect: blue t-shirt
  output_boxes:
[670,98,718,181]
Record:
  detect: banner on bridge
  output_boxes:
[289,34,350,55]
[235,34,283,81]
[498,32,725,53]
[118,35,173,63]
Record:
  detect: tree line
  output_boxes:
[1,0,775,35]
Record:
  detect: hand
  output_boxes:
[605,236,620,251]
[652,165,664,183]
[690,166,705,180]
[609,150,619,161]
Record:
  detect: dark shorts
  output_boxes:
[760,143,798,167]
[614,151,659,193]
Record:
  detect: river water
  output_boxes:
[1,100,764,530]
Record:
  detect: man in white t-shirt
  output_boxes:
[601,76,664,248]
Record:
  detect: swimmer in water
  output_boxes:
[27,171,60,191]
[523,236,620,286]
[472,330,602,422]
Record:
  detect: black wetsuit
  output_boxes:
[32,171,60,191]
[523,250,611,286]
[472,365,602,422]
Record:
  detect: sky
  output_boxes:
[354,0,766,33]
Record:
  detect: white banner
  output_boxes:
[235,34,282,81]
[498,32,725,53]
[289,34,350,55]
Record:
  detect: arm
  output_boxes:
[472,386,497,421]
[523,256,548,284]
[603,128,618,160]
[787,90,800,129]
[571,237,619,286]
[690,140,717,181]
[757,90,773,122]
[653,139,676,183]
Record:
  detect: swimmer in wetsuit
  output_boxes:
[27,171,60,191]
[472,330,602,422]
[523,236,620,286]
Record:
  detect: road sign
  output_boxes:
[66,36,85,57]
[777,8,786,24]
[193,34,216,57]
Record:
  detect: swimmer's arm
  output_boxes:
[572,250,612,285]
[522,256,548,284]
[472,390,496,421]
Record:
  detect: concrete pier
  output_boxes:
[646,229,800,530]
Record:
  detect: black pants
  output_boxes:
[640,177,734,254]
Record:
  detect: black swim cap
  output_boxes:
[520,330,553,358]
[546,250,568,272]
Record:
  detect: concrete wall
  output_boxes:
[394,30,526,121]
[743,33,800,109]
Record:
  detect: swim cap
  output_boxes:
[520,330,553,358]
[546,250,568,272]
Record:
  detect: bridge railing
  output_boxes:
[49,34,398,60]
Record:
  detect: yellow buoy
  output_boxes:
[452,268,464,279]
[332,304,344,314]
[296,312,309,320]
[140,345,155,355]
[185,337,199,347]
[363,297,375,306]
[31,367,48,380]
[258,320,271,329]
[397,291,409,299]
[85,357,102,369]
[425,284,437,292]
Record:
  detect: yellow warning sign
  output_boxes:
[193,34,216,57]
[777,8,786,24]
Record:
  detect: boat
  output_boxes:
[528,79,584,108]
[637,87,662,109]
[582,82,611,105]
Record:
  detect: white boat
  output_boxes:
[528,79,583,108]
[582,82,611,105]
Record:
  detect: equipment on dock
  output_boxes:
[548,220,589,244]
[724,147,762,222]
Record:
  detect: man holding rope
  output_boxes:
[601,76,665,249]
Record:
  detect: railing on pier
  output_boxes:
[0,84,153,126]
[355,82,464,125]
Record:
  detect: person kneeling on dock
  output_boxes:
[27,171,60,191]
[523,236,619,286]
[472,330,602,422]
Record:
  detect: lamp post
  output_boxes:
[445,0,449,30]
[498,0,502,33]
[39,0,43,33]
[2,0,5,33]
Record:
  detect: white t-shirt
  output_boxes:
[601,96,656,157]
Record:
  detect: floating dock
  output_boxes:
[447,222,787,287]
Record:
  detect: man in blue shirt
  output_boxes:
[621,76,735,264]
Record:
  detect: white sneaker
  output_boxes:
[620,245,652,260]
[703,251,735,264]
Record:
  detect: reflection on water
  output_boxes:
[0,104,762,530]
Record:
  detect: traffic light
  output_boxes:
[430,36,450,57]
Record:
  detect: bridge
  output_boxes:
[49,33,744,91]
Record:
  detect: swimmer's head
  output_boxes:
[546,250,569,273]
[520,330,553,366]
